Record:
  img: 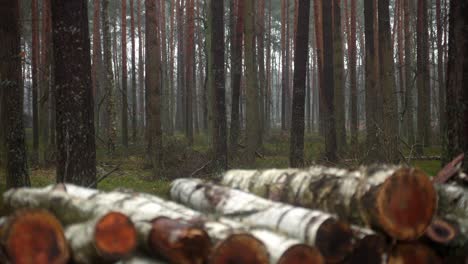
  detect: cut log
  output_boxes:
[3,185,211,264]
[1,209,70,264]
[65,211,137,263]
[344,226,387,264]
[221,166,437,240]
[209,233,269,264]
[388,243,442,264]
[425,217,458,244]
[170,179,354,263]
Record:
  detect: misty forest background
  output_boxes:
[1,0,467,198]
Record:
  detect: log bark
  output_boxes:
[3,185,211,264]
[1,209,70,264]
[65,212,137,263]
[221,166,436,240]
[170,179,354,263]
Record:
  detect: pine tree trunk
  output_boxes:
[1,0,31,188]
[185,0,195,145]
[378,0,399,163]
[348,0,358,146]
[31,0,39,165]
[257,0,265,148]
[51,0,96,187]
[210,0,228,171]
[146,0,163,173]
[138,0,145,133]
[171,179,354,263]
[244,0,260,165]
[404,0,415,145]
[333,0,347,154]
[40,0,52,163]
[130,0,137,142]
[92,0,102,140]
[222,166,436,240]
[289,0,311,167]
[175,0,186,132]
[313,0,324,136]
[121,0,129,152]
[322,0,337,162]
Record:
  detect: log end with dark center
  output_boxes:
[315,219,354,263]
[94,212,137,261]
[425,217,458,244]
[4,209,70,264]
[345,233,387,264]
[377,168,436,240]
[388,243,442,264]
[210,233,269,264]
[278,244,324,264]
[150,217,211,264]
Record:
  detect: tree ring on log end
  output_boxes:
[315,219,354,263]
[94,212,137,260]
[377,168,436,240]
[425,218,458,244]
[210,233,269,264]
[388,243,442,264]
[4,209,70,264]
[149,216,211,264]
[278,244,324,264]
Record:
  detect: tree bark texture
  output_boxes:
[121,0,129,150]
[170,179,354,263]
[221,166,436,240]
[51,0,97,187]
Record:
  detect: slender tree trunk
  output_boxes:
[245,0,260,165]
[102,0,117,156]
[322,0,337,162]
[280,0,287,132]
[436,0,445,142]
[39,0,51,164]
[257,0,265,147]
[130,0,137,142]
[121,0,129,152]
[289,0,311,168]
[313,0,324,136]
[175,0,185,132]
[378,0,400,163]
[210,0,228,171]
[333,0,346,154]
[185,0,195,145]
[404,0,415,145]
[169,0,176,133]
[348,0,357,146]
[1,0,31,188]
[138,0,145,132]
[51,0,96,186]
[265,0,272,134]
[92,0,102,140]
[31,0,39,165]
[230,0,244,151]
[416,0,431,155]
[146,0,163,174]
[396,0,405,137]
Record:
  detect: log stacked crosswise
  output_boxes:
[1,165,468,263]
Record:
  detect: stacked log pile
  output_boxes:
[0,164,467,263]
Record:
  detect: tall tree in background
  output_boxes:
[102,0,117,155]
[130,0,137,142]
[289,0,310,167]
[364,0,381,162]
[146,0,163,173]
[416,0,431,155]
[41,0,53,163]
[348,0,357,146]
[333,0,346,153]
[185,0,195,145]
[280,0,287,132]
[444,0,468,171]
[257,0,266,146]
[1,0,31,188]
[245,0,260,165]
[379,0,399,163]
[322,0,337,162]
[210,0,227,171]
[121,0,129,152]
[404,0,415,144]
[229,0,244,151]
[31,0,39,165]
[138,0,145,132]
[436,0,445,141]
[313,0,324,135]
[92,0,102,137]
[51,0,96,186]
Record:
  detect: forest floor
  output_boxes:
[0,130,443,214]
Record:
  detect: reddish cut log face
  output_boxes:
[150,217,211,264]
[94,212,137,260]
[210,234,269,264]
[377,168,436,240]
[315,219,354,263]
[5,209,70,264]
[278,244,324,264]
[388,243,442,264]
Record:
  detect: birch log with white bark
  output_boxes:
[0,209,70,264]
[170,178,355,263]
[65,211,137,263]
[221,166,436,240]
